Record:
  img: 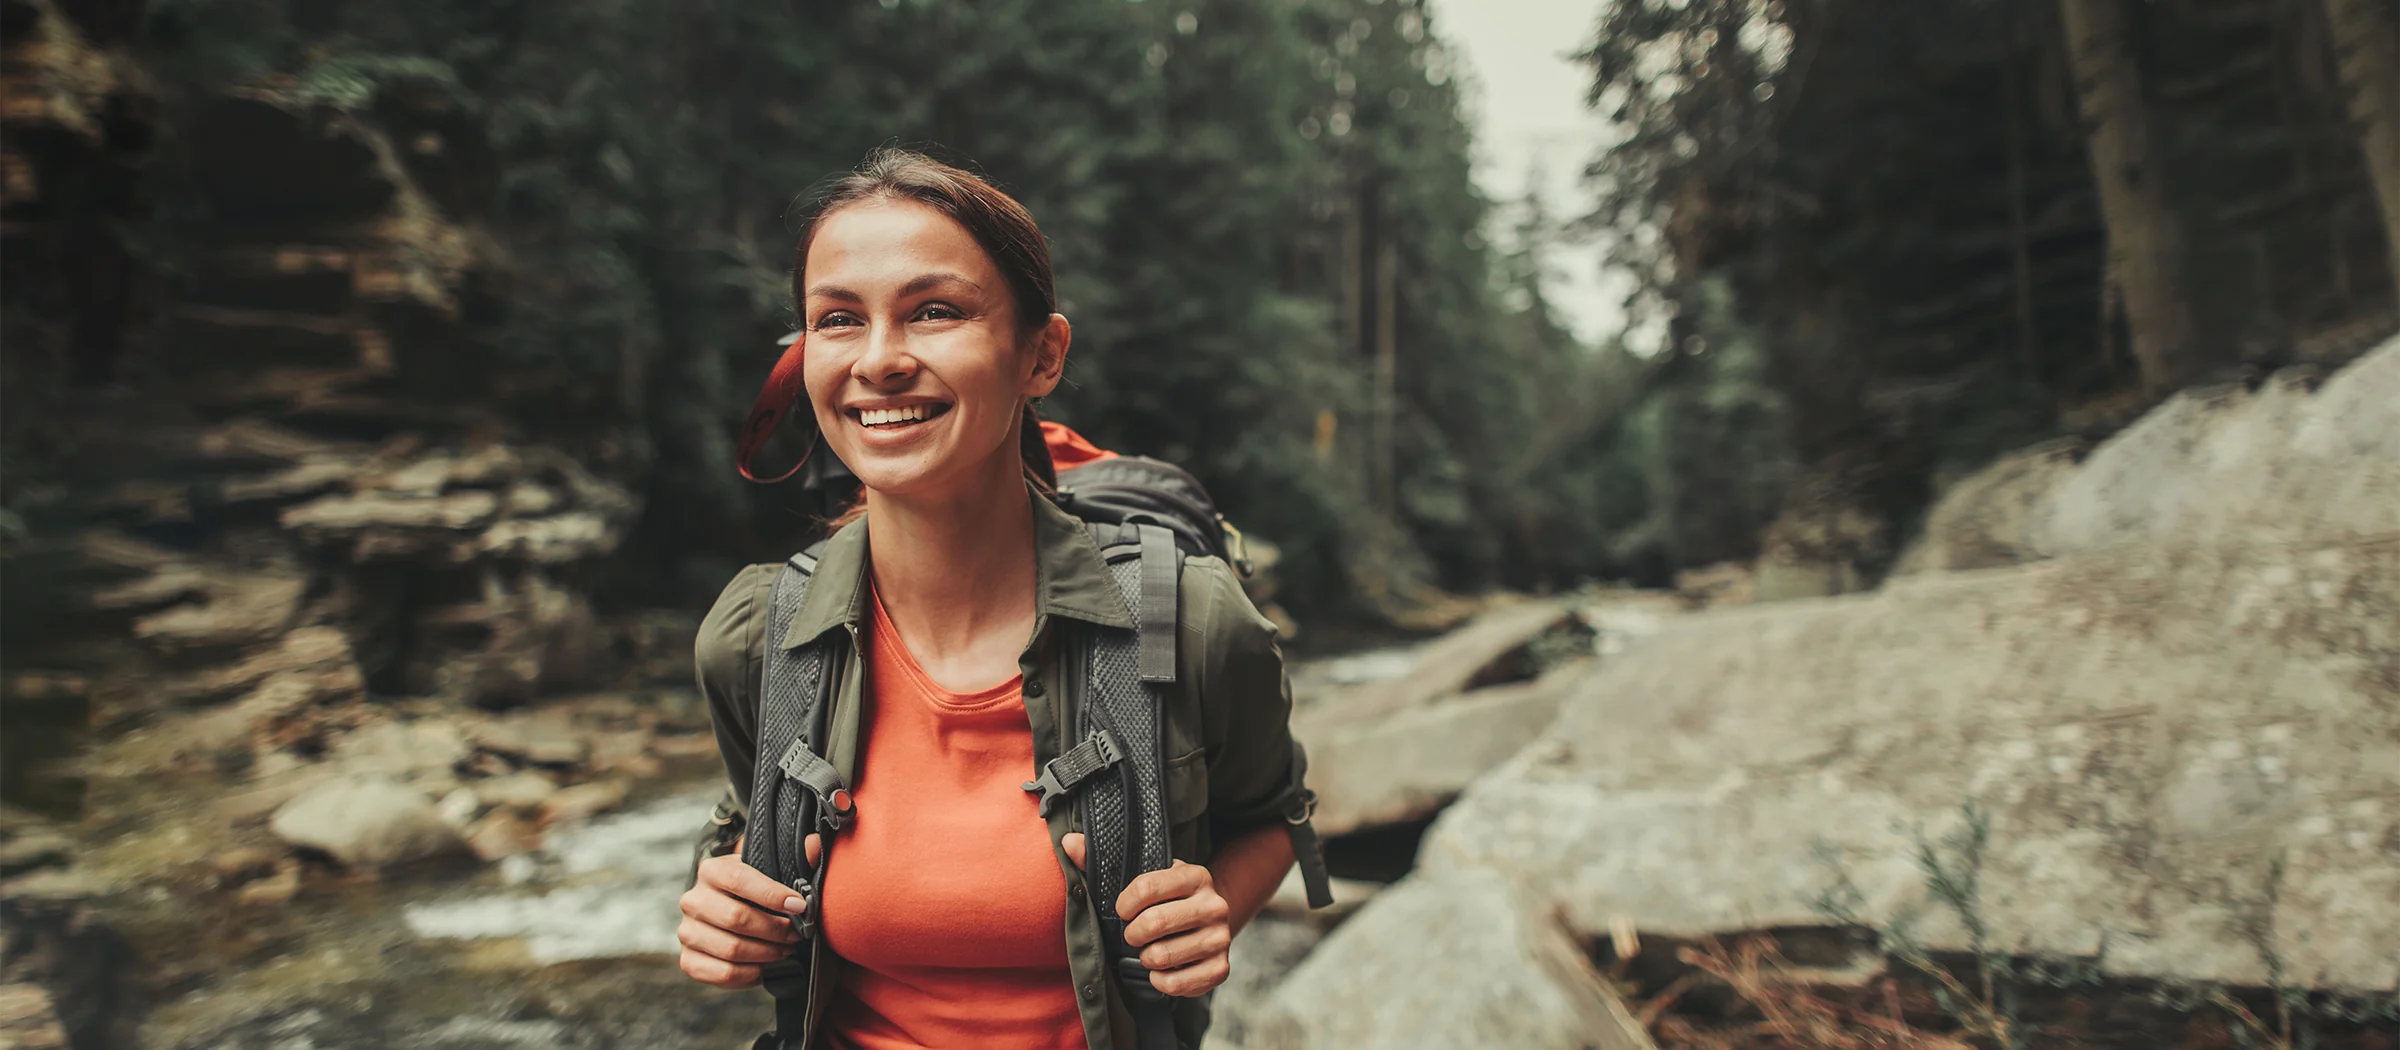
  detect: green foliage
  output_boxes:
[136,0,1634,616]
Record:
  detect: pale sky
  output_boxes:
[1423,0,1637,350]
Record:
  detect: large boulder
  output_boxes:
[1381,537,2399,996]
[1240,867,1649,1050]
[269,776,470,869]
[1900,336,2400,573]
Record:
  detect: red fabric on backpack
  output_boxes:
[737,334,814,483]
[1040,421,1116,471]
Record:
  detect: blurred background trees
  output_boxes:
[4,0,2394,636]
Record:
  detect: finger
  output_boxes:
[1148,954,1231,998]
[677,917,796,964]
[681,884,803,943]
[1124,893,1229,949]
[1137,924,1232,972]
[699,853,809,915]
[680,948,765,989]
[1061,832,1087,871]
[805,833,822,868]
[1116,861,1211,923]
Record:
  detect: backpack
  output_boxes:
[730,426,1328,1050]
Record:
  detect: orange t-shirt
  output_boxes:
[816,592,1084,1050]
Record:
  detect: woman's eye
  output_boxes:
[913,304,963,322]
[812,313,860,330]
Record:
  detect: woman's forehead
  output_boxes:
[806,199,998,289]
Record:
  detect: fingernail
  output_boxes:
[784,896,806,914]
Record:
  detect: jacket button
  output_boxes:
[1023,676,1045,698]
[1081,981,1099,1002]
[1069,883,1085,903]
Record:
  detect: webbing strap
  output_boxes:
[1283,742,1335,910]
[776,739,854,831]
[1134,523,1178,683]
[1021,728,1125,816]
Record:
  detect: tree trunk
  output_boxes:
[2321,0,2400,307]
[2060,0,2193,393]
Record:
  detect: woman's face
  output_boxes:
[799,199,1065,501]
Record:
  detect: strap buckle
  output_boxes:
[1285,787,1319,825]
[1022,729,1126,817]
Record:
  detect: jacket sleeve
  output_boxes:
[1191,561,1308,843]
[697,563,777,818]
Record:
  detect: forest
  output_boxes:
[2,0,2396,1046]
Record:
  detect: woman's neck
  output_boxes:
[860,458,1040,679]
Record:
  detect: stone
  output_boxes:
[1200,917,1325,1050]
[1297,663,1586,838]
[210,845,283,884]
[469,714,588,767]
[235,864,302,907]
[130,573,307,649]
[464,811,541,863]
[329,719,470,785]
[0,830,71,877]
[279,490,500,533]
[471,771,559,812]
[538,780,629,826]
[0,983,68,1050]
[268,776,469,869]
[1901,337,2400,576]
[436,787,484,828]
[1242,867,1651,1050]
[1260,868,1382,927]
[1314,599,1581,720]
[1416,538,2400,992]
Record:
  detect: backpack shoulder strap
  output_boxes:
[743,540,847,1050]
[1071,521,1182,1050]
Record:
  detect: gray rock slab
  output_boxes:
[1297,663,1586,838]
[1241,867,1651,1050]
[1421,538,2400,990]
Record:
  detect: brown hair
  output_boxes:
[795,148,1061,526]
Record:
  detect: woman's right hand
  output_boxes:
[678,833,821,988]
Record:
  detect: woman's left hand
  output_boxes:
[1062,833,1233,998]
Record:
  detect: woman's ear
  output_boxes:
[1024,313,1070,398]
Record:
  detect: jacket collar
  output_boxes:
[779,485,1135,650]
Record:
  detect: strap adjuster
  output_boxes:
[1285,787,1318,825]
[1022,729,1126,816]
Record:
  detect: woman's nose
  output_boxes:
[852,319,918,385]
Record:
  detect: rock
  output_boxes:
[210,845,283,884]
[129,573,307,649]
[471,771,559,812]
[1200,917,1325,1050]
[0,983,69,1050]
[538,780,628,826]
[1297,663,1586,838]
[1417,537,2400,991]
[1260,868,1381,927]
[1892,440,2085,575]
[469,715,587,766]
[463,811,541,862]
[1313,599,1580,720]
[279,490,500,533]
[477,512,621,563]
[0,830,71,877]
[215,767,333,826]
[1243,867,1651,1050]
[1902,337,2400,575]
[234,864,301,907]
[194,626,359,698]
[328,719,470,787]
[436,787,483,828]
[268,777,469,869]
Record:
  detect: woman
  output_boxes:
[678,149,1318,1050]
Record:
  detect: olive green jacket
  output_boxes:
[695,488,1309,1050]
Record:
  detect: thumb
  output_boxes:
[804,833,822,868]
[1061,832,1087,871]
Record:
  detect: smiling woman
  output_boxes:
[682,149,1321,1050]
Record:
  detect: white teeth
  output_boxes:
[860,405,931,426]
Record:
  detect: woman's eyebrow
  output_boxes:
[803,273,983,303]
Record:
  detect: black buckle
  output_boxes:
[1285,787,1318,825]
[817,788,854,832]
[1021,731,1125,816]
